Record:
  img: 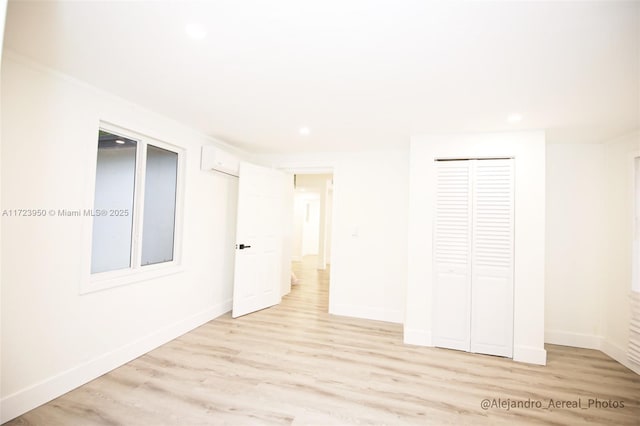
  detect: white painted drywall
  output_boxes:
[292,195,305,261]
[302,198,320,256]
[281,173,294,297]
[634,157,640,294]
[317,186,327,270]
[0,54,240,422]
[602,131,640,371]
[293,192,321,259]
[405,131,547,365]
[544,143,608,349]
[541,134,640,374]
[325,186,333,264]
[295,174,332,191]
[0,1,6,66]
[330,151,409,323]
[0,3,7,372]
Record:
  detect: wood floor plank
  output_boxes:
[5,256,640,425]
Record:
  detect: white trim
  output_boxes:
[284,166,335,175]
[0,299,232,424]
[544,330,603,350]
[601,339,640,375]
[330,304,403,324]
[404,328,433,346]
[543,332,640,375]
[404,335,548,365]
[132,139,147,269]
[513,345,547,365]
[82,265,185,294]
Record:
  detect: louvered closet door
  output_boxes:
[433,160,473,352]
[470,159,514,357]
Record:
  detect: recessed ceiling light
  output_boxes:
[507,113,523,123]
[185,23,207,40]
[115,139,126,145]
[299,127,310,136]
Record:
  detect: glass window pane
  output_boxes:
[141,145,178,266]
[91,131,137,273]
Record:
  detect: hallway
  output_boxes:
[7,257,640,425]
[290,255,329,314]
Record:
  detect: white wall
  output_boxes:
[281,172,294,297]
[602,131,640,372]
[405,131,547,365]
[260,150,409,324]
[330,151,408,323]
[300,196,320,256]
[0,54,240,422]
[292,195,305,261]
[0,3,7,390]
[0,1,6,65]
[542,133,640,375]
[325,186,333,264]
[545,143,608,349]
[317,185,328,269]
[295,174,332,191]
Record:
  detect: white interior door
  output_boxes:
[433,160,473,352]
[232,162,287,318]
[470,159,514,357]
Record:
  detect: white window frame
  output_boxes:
[80,122,185,294]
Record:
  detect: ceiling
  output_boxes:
[3,1,639,153]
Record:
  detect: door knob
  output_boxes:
[238,244,252,250]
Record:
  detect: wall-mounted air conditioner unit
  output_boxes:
[201,146,240,177]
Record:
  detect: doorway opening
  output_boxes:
[290,173,334,310]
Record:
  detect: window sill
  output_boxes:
[81,263,184,295]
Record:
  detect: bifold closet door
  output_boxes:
[433,158,514,358]
[469,159,514,358]
[433,160,473,352]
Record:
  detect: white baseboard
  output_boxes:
[545,330,603,350]
[403,329,547,365]
[403,328,433,346]
[0,299,232,424]
[329,303,403,324]
[544,331,640,375]
[514,345,547,365]
[601,339,640,375]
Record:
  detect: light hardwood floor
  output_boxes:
[7,257,640,425]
